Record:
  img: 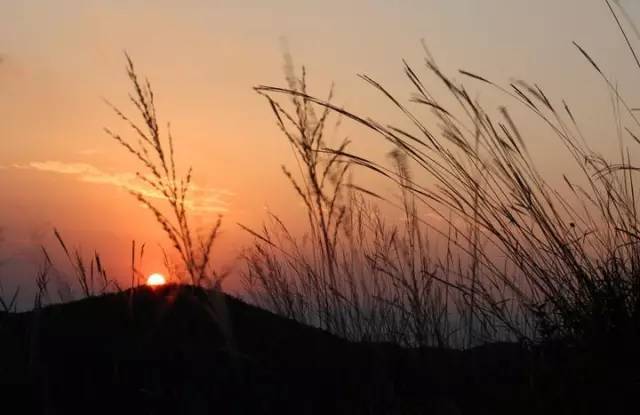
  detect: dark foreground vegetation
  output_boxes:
[0,284,633,414]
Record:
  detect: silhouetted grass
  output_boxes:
[249,0,640,363]
[52,229,119,299]
[104,54,223,288]
[242,54,469,348]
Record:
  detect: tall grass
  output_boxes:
[52,229,119,298]
[242,57,467,348]
[248,0,640,354]
[0,281,20,313]
[105,54,223,288]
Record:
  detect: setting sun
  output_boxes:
[146,273,166,287]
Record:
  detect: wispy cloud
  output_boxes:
[12,161,232,213]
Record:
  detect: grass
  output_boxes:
[104,54,223,288]
[247,0,640,361]
[242,53,465,347]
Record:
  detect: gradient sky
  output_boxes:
[2,0,640,305]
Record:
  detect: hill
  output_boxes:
[0,284,579,414]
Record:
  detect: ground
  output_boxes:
[0,284,626,414]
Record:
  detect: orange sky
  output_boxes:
[2,0,640,306]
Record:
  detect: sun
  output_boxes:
[146,273,167,287]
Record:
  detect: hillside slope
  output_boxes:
[0,285,543,414]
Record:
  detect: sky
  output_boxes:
[1,0,640,306]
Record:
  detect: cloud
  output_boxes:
[12,161,231,213]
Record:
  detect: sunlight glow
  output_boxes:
[146,273,167,287]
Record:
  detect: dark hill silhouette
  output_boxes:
[0,284,618,414]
